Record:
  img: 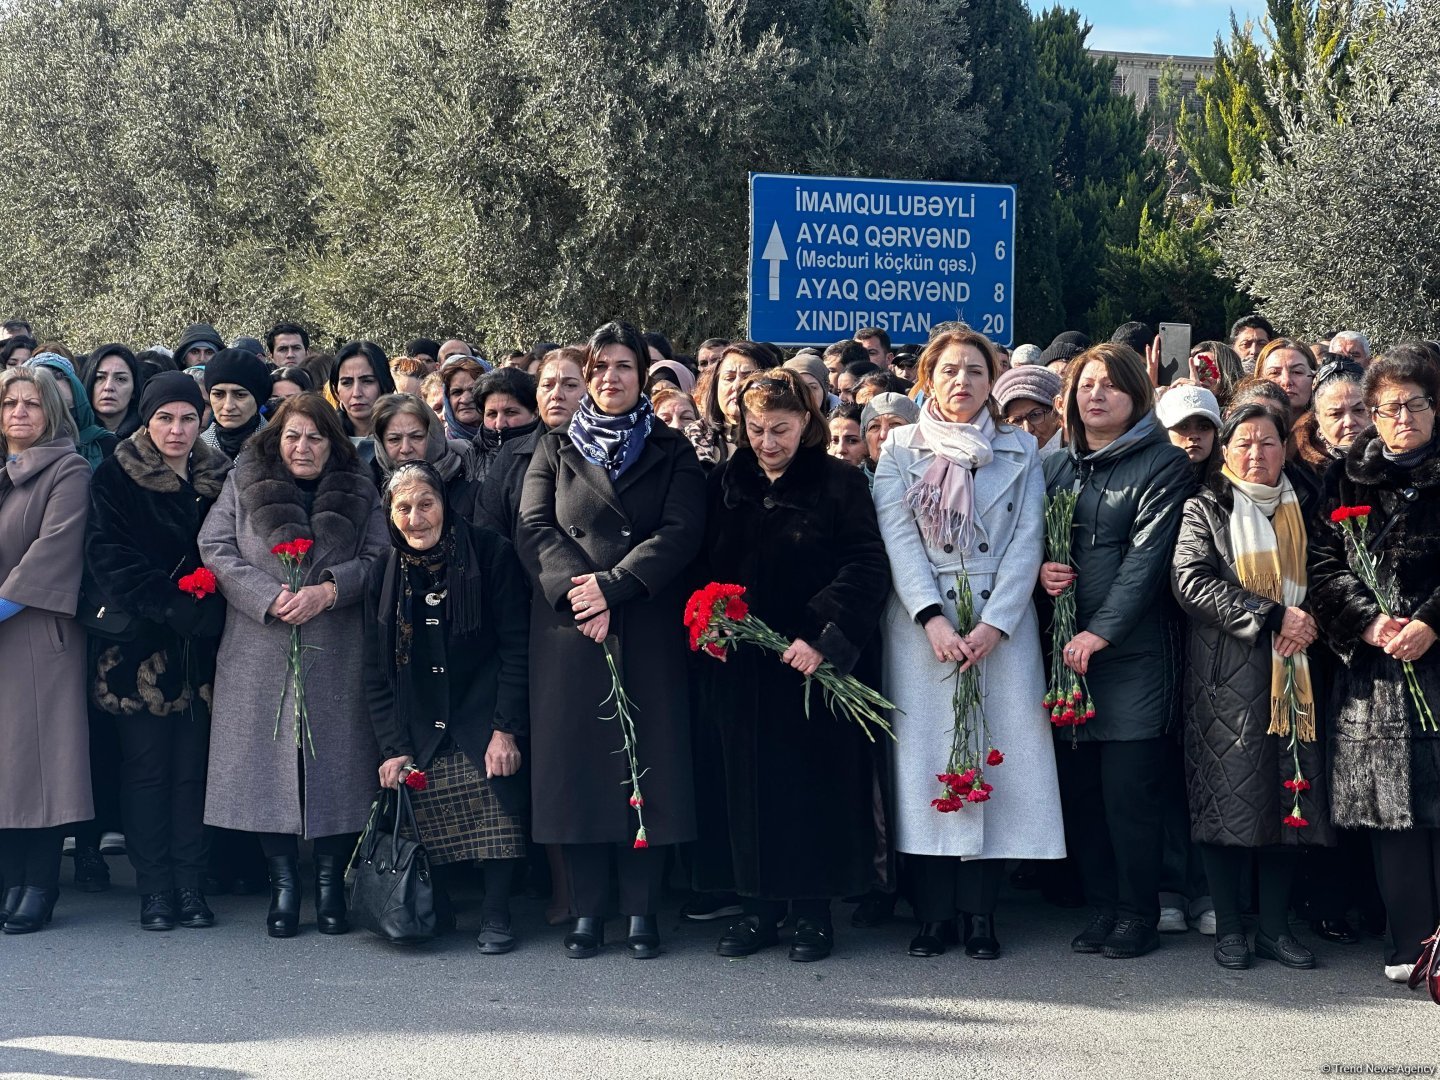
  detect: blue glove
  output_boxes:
[0,597,24,623]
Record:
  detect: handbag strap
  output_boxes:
[393,783,419,865]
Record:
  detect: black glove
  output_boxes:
[165,596,225,639]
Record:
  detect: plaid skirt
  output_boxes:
[404,749,527,864]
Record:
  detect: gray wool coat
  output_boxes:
[0,438,93,829]
[873,422,1065,860]
[198,446,388,838]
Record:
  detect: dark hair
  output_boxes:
[137,349,177,376]
[2,319,32,335]
[271,366,313,393]
[735,369,827,451]
[1110,321,1153,354]
[266,322,310,352]
[1228,375,1294,426]
[252,392,358,472]
[699,337,730,354]
[330,341,396,396]
[1229,314,1276,343]
[405,338,441,362]
[857,370,906,395]
[823,339,868,367]
[1220,400,1289,446]
[642,331,673,362]
[1190,340,1244,400]
[0,335,36,365]
[828,401,863,424]
[1061,343,1154,452]
[581,320,650,385]
[702,341,778,425]
[1363,346,1440,409]
[474,366,538,416]
[841,360,879,382]
[855,327,892,353]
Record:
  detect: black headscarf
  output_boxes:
[81,344,144,439]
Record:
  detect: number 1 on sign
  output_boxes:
[1000,200,1007,219]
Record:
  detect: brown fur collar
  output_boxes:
[232,444,376,553]
[116,430,232,499]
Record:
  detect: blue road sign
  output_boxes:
[747,173,1017,347]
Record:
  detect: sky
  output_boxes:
[1055,0,1266,56]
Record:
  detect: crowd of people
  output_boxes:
[1,312,1437,989]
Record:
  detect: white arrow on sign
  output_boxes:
[761,221,788,302]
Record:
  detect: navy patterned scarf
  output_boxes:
[568,393,654,480]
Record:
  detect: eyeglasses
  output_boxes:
[1314,358,1365,393]
[1005,405,1053,426]
[1371,395,1434,420]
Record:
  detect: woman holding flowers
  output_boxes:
[199,393,387,939]
[690,368,890,963]
[85,373,232,932]
[873,328,1064,960]
[1309,348,1440,982]
[1040,343,1195,960]
[517,320,705,961]
[1171,401,1332,971]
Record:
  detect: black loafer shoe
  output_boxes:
[176,888,215,929]
[1254,932,1316,969]
[1071,912,1116,954]
[1102,918,1160,959]
[963,913,1000,960]
[1311,919,1359,945]
[851,892,897,929]
[564,916,605,958]
[72,848,111,893]
[717,914,780,957]
[908,919,959,957]
[625,915,661,959]
[1213,932,1252,969]
[789,917,834,963]
[140,892,177,932]
[476,919,516,955]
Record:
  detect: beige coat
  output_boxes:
[0,438,92,828]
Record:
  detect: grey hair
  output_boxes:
[1331,330,1371,357]
[0,366,77,452]
[382,460,444,503]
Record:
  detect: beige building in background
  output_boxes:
[1090,50,1215,112]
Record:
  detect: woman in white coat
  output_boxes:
[873,328,1064,960]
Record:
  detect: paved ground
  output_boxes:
[1,858,1435,1080]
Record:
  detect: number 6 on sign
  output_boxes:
[995,241,1007,260]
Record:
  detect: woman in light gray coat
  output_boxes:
[199,393,387,939]
[0,366,91,934]
[873,329,1063,961]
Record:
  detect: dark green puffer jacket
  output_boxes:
[1041,414,1196,742]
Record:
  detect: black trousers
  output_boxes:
[1298,827,1383,924]
[117,712,210,894]
[73,706,124,849]
[909,855,1005,921]
[1056,736,1168,926]
[0,826,65,891]
[1371,827,1440,966]
[563,842,668,917]
[1199,843,1296,939]
[1159,736,1209,909]
[256,833,358,862]
[745,896,830,925]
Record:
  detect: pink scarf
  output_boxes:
[904,401,995,550]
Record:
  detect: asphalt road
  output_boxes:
[1,858,1435,1080]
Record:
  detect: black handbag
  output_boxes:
[345,786,437,944]
[75,584,135,642]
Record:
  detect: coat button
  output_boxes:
[620,526,632,538]
[978,543,989,553]
[568,525,585,538]
[946,589,956,600]
[762,497,775,509]
[943,544,954,553]
[981,590,991,600]
[1006,502,1013,512]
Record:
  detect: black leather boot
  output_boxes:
[2,886,58,934]
[564,916,605,958]
[0,886,22,921]
[265,855,301,938]
[625,914,661,959]
[963,913,1000,959]
[908,919,959,957]
[313,855,349,935]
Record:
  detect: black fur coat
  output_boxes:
[1309,431,1440,829]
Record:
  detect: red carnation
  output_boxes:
[965,787,991,804]
[629,794,644,808]
[633,829,649,849]
[270,541,292,557]
[986,748,1004,767]
[403,768,427,792]
[1283,778,1311,793]
[292,538,313,555]
[1282,813,1308,828]
[178,568,217,600]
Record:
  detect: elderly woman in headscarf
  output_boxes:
[370,393,482,525]
[364,461,531,954]
[27,352,116,469]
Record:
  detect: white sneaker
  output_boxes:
[1189,909,1217,936]
[1384,963,1415,983]
[1158,906,1188,933]
[99,832,126,855]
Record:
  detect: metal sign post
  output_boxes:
[747,173,1017,347]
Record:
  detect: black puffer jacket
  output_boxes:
[1171,474,1334,848]
[1041,415,1195,741]
[1310,432,1440,830]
